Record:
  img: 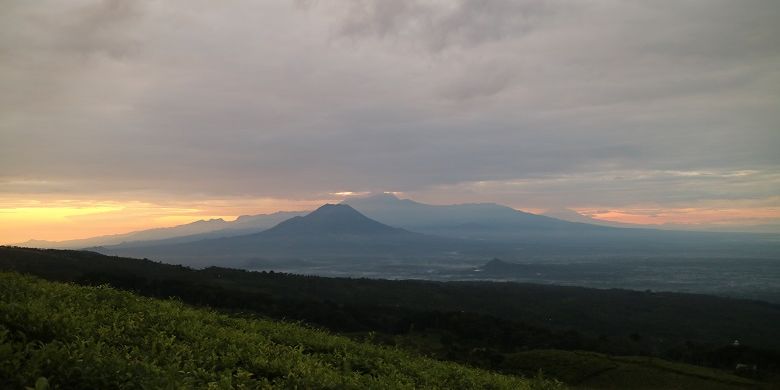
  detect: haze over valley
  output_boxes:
[15,193,778,304]
[2,0,779,388]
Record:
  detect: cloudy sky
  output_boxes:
[1,0,779,242]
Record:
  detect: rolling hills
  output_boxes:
[3,247,778,388]
[0,271,561,389]
[2,246,779,389]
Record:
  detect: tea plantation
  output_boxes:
[0,272,563,389]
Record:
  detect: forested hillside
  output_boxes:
[0,272,561,389]
[2,246,778,388]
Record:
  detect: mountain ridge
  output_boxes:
[94,203,460,266]
[19,194,776,258]
[261,204,409,236]
[343,193,609,239]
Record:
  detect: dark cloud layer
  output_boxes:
[1,0,778,212]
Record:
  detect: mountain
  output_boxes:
[32,195,777,264]
[344,193,607,239]
[13,218,232,249]
[96,204,462,266]
[20,195,598,250]
[106,211,308,249]
[480,258,521,273]
[343,194,779,257]
[15,211,307,249]
[262,204,407,236]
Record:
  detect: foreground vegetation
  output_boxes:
[1,246,777,388]
[0,272,562,389]
[502,350,759,390]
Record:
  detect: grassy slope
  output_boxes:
[366,332,763,389]
[502,350,760,390]
[2,246,779,353]
[1,247,776,389]
[0,272,561,390]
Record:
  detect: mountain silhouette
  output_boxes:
[15,211,308,249]
[344,193,605,239]
[86,197,766,268]
[96,203,459,266]
[263,204,407,236]
[481,258,516,272]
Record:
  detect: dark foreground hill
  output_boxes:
[0,272,558,389]
[2,246,779,387]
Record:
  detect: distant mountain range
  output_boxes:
[16,194,778,267]
[14,210,306,249]
[263,204,408,236]
[95,204,464,267]
[344,193,607,239]
[17,194,605,249]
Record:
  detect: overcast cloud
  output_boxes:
[1,0,779,220]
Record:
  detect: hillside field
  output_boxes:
[0,272,562,389]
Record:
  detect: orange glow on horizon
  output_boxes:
[2,196,778,245]
[578,207,780,226]
[0,197,335,244]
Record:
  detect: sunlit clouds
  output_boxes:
[1,0,779,241]
[0,196,335,244]
[330,191,372,197]
[579,205,780,227]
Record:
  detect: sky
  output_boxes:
[1,0,779,243]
